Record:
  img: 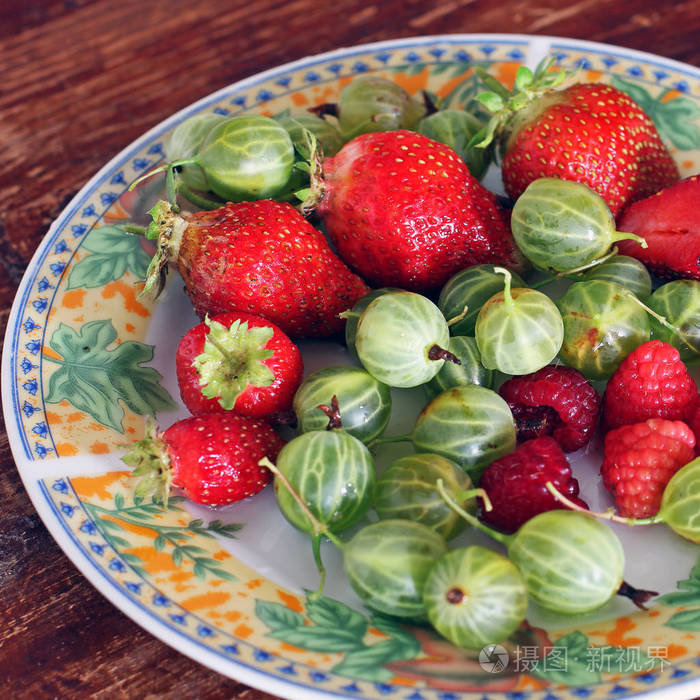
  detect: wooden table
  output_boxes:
[2,1,700,697]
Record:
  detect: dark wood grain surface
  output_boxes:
[2,2,700,697]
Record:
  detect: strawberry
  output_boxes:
[315,130,526,292]
[601,418,695,518]
[498,365,600,452]
[142,199,369,338]
[123,414,285,506]
[475,63,679,217]
[616,175,700,279]
[176,311,303,418]
[601,339,699,432]
[479,436,588,534]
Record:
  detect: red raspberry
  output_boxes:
[601,340,698,432]
[601,418,695,518]
[498,365,600,452]
[479,436,588,534]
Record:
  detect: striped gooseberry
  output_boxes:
[581,254,652,299]
[354,291,458,388]
[425,336,493,398]
[292,365,392,444]
[646,280,700,362]
[438,483,630,615]
[409,385,516,481]
[475,268,563,375]
[423,546,528,649]
[510,178,646,272]
[341,519,448,618]
[374,453,480,540]
[438,264,527,337]
[557,280,650,380]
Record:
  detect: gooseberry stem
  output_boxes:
[454,487,494,512]
[176,182,226,210]
[544,482,662,526]
[368,433,411,448]
[493,267,514,309]
[529,247,620,289]
[258,458,344,548]
[437,479,513,546]
[624,292,698,356]
[446,305,469,327]
[128,158,195,192]
[613,230,648,249]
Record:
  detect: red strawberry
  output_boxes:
[176,311,303,418]
[601,418,695,518]
[498,365,600,452]
[316,130,526,291]
[479,436,588,534]
[689,402,700,456]
[124,414,285,506]
[143,199,369,338]
[477,66,678,217]
[601,340,698,432]
[616,175,700,280]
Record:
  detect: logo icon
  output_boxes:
[478,643,509,673]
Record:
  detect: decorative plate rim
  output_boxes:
[4,33,700,700]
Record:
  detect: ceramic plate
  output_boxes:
[4,34,700,700]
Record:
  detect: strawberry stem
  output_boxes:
[437,478,514,546]
[545,482,662,526]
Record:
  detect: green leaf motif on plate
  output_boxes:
[611,75,700,150]
[83,494,242,581]
[531,630,662,686]
[66,225,152,289]
[255,594,420,682]
[44,319,177,432]
[659,553,700,630]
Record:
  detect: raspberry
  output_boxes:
[601,340,698,432]
[479,436,588,534]
[601,418,695,518]
[498,365,600,452]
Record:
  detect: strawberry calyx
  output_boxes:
[192,316,275,410]
[122,419,173,506]
[470,59,574,158]
[141,200,189,298]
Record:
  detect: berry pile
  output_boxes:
[119,65,700,653]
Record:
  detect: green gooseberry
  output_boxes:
[438,264,527,337]
[271,430,375,537]
[355,291,454,388]
[194,114,295,201]
[166,112,227,191]
[417,109,489,179]
[425,336,493,398]
[581,254,652,299]
[342,287,403,360]
[557,279,650,380]
[511,178,646,272]
[423,546,528,649]
[647,280,700,362]
[475,268,563,375]
[374,453,477,540]
[274,109,344,158]
[292,365,392,443]
[342,519,448,618]
[439,485,627,615]
[337,75,426,140]
[410,385,516,481]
